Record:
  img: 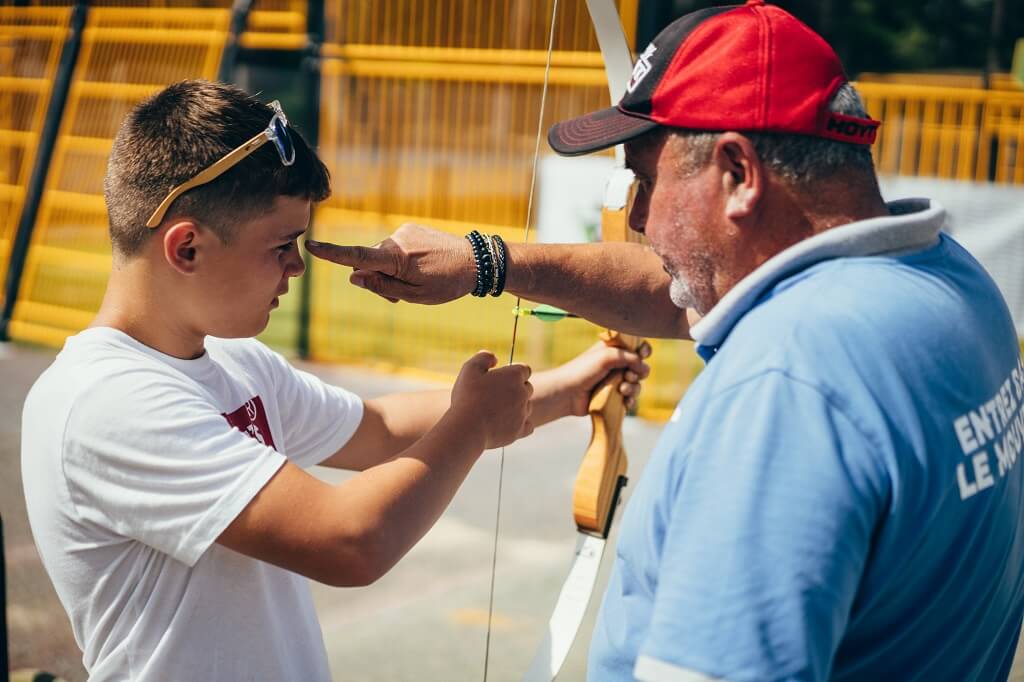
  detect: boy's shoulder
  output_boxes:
[43,327,184,381]
[26,331,286,419]
[26,328,209,420]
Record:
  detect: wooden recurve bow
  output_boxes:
[522,1,643,679]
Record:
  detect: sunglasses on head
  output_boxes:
[145,100,295,228]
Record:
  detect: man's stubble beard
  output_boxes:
[669,275,699,312]
[661,245,708,313]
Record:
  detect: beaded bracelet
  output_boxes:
[466,230,509,298]
[465,230,493,297]
[489,234,507,297]
[484,235,500,296]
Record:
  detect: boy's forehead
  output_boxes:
[277,226,307,241]
[243,195,311,235]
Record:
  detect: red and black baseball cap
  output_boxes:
[548,0,880,156]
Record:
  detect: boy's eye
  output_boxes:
[276,241,294,252]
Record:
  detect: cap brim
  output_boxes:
[548,106,659,157]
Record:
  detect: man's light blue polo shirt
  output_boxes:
[589,199,1024,681]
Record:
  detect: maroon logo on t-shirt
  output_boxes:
[223,396,277,451]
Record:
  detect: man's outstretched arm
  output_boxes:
[305,224,691,340]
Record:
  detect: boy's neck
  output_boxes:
[93,258,207,360]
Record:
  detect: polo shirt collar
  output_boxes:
[690,198,945,354]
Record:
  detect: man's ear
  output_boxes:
[163,220,201,274]
[714,132,763,220]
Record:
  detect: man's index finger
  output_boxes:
[305,240,396,275]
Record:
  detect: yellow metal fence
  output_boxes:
[7,6,231,347]
[860,82,1024,184]
[0,6,69,311]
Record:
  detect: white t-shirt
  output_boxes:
[21,327,364,681]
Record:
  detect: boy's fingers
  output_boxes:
[306,240,397,275]
[467,350,498,371]
[502,362,532,382]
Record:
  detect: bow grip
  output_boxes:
[572,330,641,536]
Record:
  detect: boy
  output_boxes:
[20,80,648,680]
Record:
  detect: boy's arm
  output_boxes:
[218,352,532,587]
[219,414,481,587]
[318,391,450,471]
[319,342,650,471]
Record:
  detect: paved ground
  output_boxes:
[5,341,1024,681]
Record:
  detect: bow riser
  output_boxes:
[573,329,639,535]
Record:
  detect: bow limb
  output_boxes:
[523,3,642,680]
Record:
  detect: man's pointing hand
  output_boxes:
[305,224,478,305]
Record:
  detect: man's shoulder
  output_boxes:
[712,261,882,375]
[771,253,932,317]
[739,244,993,352]
[707,254,949,395]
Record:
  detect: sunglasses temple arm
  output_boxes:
[144,131,269,228]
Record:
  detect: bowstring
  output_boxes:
[482,1,560,679]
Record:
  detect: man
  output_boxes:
[20,80,650,680]
[306,1,1024,680]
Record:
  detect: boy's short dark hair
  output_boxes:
[104,80,331,257]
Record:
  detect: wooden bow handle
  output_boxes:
[572,329,642,537]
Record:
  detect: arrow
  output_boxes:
[513,305,580,322]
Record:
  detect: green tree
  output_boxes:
[637,0,1024,78]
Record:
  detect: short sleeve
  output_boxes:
[251,342,364,468]
[635,371,888,682]
[63,371,286,567]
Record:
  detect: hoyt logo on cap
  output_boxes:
[627,44,658,93]
[549,0,880,156]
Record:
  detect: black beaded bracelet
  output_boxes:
[489,234,507,297]
[465,230,493,297]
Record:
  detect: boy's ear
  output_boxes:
[163,221,201,274]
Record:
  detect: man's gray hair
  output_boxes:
[673,83,876,185]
